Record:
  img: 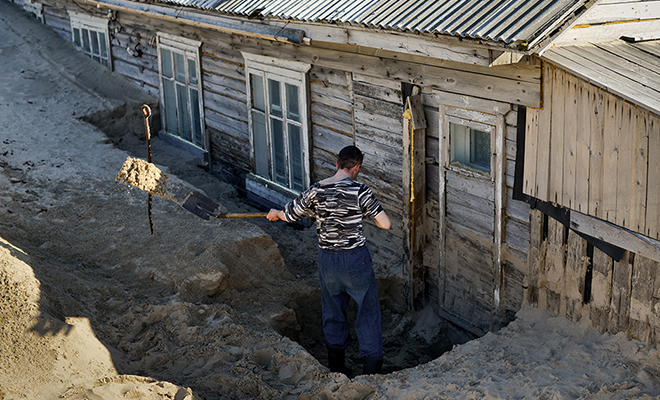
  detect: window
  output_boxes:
[69,12,111,68]
[243,53,311,193]
[450,120,493,175]
[157,34,205,150]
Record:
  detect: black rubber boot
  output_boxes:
[327,347,352,376]
[362,357,383,375]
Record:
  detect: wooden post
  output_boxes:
[402,92,427,310]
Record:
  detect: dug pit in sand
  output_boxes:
[116,156,170,198]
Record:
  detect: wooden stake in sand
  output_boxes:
[116,157,171,199]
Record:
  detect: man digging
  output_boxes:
[267,146,391,376]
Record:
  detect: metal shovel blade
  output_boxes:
[181,190,268,220]
[181,190,220,220]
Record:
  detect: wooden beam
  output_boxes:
[570,210,660,264]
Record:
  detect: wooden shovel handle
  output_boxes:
[213,212,268,219]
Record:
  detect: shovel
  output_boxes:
[181,190,267,220]
[116,156,267,221]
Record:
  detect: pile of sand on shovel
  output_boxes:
[116,157,171,198]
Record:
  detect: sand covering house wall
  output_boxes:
[523,60,660,343]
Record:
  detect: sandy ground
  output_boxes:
[2,1,660,399]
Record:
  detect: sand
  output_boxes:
[2,1,660,399]
[116,157,170,198]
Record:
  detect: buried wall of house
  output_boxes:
[523,60,660,344]
[35,0,537,335]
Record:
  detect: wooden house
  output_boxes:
[19,0,648,338]
[522,0,660,344]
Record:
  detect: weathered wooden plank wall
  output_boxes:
[527,209,660,345]
[524,62,660,239]
[42,4,70,41]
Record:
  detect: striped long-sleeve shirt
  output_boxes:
[283,177,384,249]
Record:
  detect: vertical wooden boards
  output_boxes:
[588,90,605,218]
[589,247,613,333]
[402,94,427,310]
[574,81,591,214]
[549,66,565,204]
[608,251,633,334]
[602,93,620,223]
[562,72,578,209]
[535,63,553,201]
[523,107,539,197]
[543,217,566,316]
[615,102,634,229]
[647,117,660,240]
[564,230,587,321]
[630,255,656,342]
[630,108,649,234]
[524,210,545,307]
[442,223,495,333]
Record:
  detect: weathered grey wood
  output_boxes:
[535,63,553,200]
[433,89,512,115]
[445,106,498,126]
[570,210,660,264]
[208,126,250,169]
[425,106,440,140]
[354,134,403,179]
[562,73,578,210]
[311,102,353,136]
[216,36,540,107]
[590,247,613,333]
[446,188,494,240]
[204,107,249,141]
[630,107,649,234]
[543,217,566,315]
[577,1,660,25]
[353,120,402,150]
[310,81,352,112]
[113,58,159,87]
[608,251,632,334]
[111,44,158,72]
[601,93,619,223]
[549,66,565,205]
[506,189,531,223]
[113,31,158,57]
[43,7,72,35]
[615,101,634,229]
[202,71,246,99]
[446,170,495,202]
[202,90,247,122]
[200,52,245,82]
[311,124,353,155]
[505,217,530,255]
[564,230,587,321]
[629,255,657,342]
[574,80,591,214]
[310,67,350,88]
[354,108,401,137]
[543,50,660,116]
[647,118,660,240]
[523,107,539,197]
[589,90,605,218]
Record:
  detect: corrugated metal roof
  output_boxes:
[155,0,585,44]
[543,40,660,115]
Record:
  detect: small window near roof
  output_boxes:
[450,122,492,175]
[69,12,111,69]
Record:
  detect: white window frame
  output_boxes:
[448,116,495,177]
[68,12,112,69]
[156,33,207,156]
[242,52,311,194]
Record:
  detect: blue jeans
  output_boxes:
[318,245,383,359]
